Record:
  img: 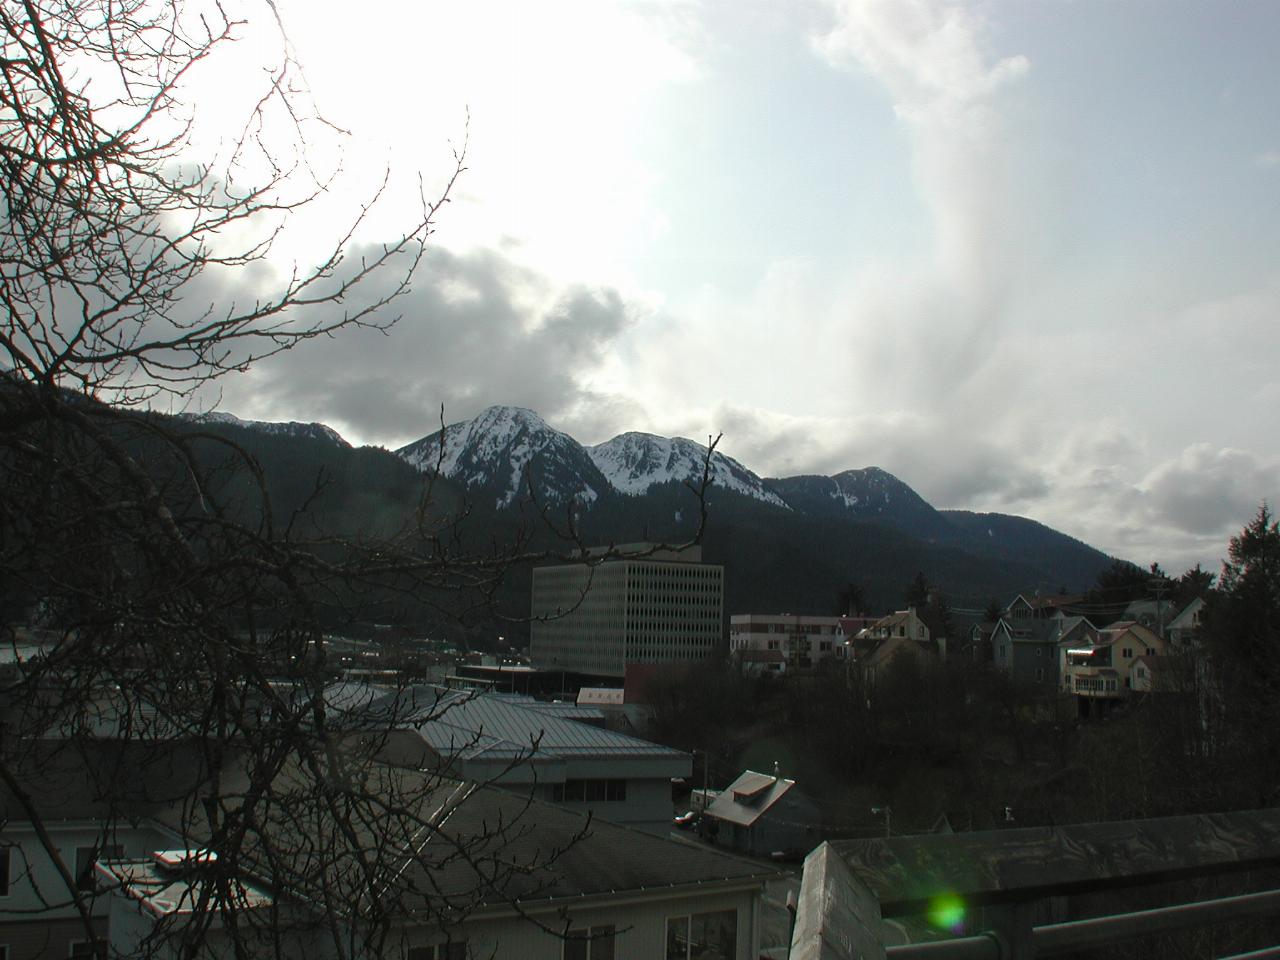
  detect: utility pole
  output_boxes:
[1149,576,1170,639]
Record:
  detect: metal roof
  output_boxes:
[379,685,686,764]
[705,770,796,828]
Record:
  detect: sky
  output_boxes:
[189,0,1280,576]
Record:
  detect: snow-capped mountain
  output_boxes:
[396,406,610,508]
[179,412,349,447]
[588,432,788,507]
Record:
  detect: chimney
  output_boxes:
[773,760,781,781]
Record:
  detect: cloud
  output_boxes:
[809,0,1038,406]
[1255,150,1280,168]
[659,401,1048,508]
[1143,444,1280,536]
[215,245,639,446]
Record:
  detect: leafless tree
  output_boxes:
[0,2,710,958]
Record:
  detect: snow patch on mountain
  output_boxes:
[588,432,789,507]
[180,412,348,446]
[397,406,604,508]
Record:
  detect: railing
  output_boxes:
[790,808,1280,960]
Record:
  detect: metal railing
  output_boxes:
[885,888,1280,959]
[790,808,1280,960]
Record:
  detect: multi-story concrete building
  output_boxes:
[530,544,724,678]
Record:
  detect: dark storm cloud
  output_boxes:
[220,245,633,443]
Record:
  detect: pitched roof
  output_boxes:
[374,685,686,764]
[705,769,797,828]
[1001,619,1058,643]
[142,755,777,922]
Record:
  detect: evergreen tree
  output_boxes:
[905,571,931,609]
[1202,505,1280,805]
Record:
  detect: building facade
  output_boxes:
[530,544,724,678]
[729,614,845,671]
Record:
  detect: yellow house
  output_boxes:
[1063,621,1166,715]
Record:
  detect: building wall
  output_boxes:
[0,820,175,960]
[729,615,844,670]
[532,776,678,835]
[108,884,764,960]
[0,916,109,960]
[531,558,724,678]
[1010,643,1058,687]
[1064,625,1167,700]
[531,562,631,676]
[722,792,820,860]
[455,887,761,960]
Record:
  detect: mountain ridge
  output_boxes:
[187,404,1116,613]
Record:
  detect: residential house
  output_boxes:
[991,615,1095,690]
[966,621,997,664]
[703,767,820,860]
[1122,599,1178,636]
[1063,621,1168,716]
[1004,593,1086,621]
[848,609,939,682]
[1167,597,1207,647]
[0,740,205,960]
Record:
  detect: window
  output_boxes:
[564,925,615,960]
[0,846,9,897]
[667,910,736,960]
[1036,648,1043,657]
[407,943,466,960]
[552,780,626,803]
[69,942,107,959]
[1121,647,1132,658]
[1035,668,1045,682]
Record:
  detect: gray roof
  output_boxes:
[145,755,777,920]
[705,769,796,828]
[373,685,686,764]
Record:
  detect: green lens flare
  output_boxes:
[928,894,966,933]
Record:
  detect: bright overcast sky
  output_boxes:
[200,0,1280,575]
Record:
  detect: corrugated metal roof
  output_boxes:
[383,686,686,763]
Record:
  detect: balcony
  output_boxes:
[1069,671,1122,698]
